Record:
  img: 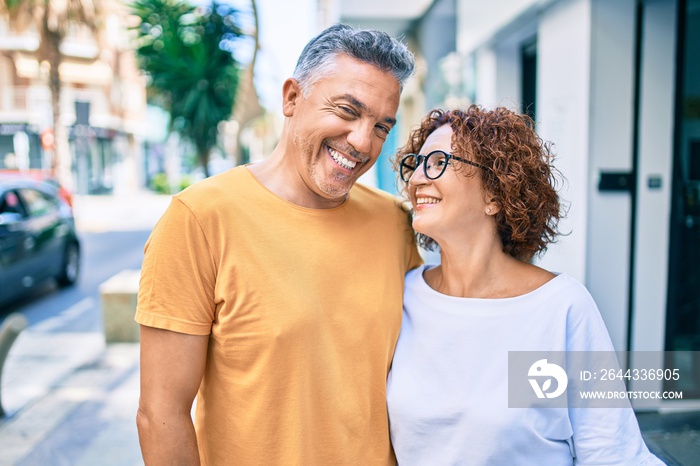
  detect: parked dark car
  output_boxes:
[0,176,80,307]
[0,169,74,207]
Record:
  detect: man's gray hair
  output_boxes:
[292,23,415,96]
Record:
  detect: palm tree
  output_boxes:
[0,0,101,183]
[131,0,242,177]
[232,0,263,165]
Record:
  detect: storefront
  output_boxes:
[69,125,118,195]
[0,123,44,170]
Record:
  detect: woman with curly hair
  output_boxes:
[386,105,663,465]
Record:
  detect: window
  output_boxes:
[18,188,58,217]
[521,37,537,122]
[0,190,27,217]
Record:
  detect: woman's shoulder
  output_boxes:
[405,264,428,286]
[505,261,557,297]
[546,272,597,306]
[512,261,590,302]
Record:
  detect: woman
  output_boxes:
[387,106,663,465]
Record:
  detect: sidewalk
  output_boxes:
[640,410,700,465]
[72,191,173,233]
[0,333,142,466]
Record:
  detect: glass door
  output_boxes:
[665,0,700,398]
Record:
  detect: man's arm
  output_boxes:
[137,325,209,465]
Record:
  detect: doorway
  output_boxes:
[665,0,700,398]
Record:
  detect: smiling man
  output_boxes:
[135,24,421,465]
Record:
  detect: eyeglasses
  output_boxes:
[399,150,485,183]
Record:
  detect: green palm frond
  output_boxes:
[131,0,243,175]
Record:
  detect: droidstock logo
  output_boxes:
[528,359,568,399]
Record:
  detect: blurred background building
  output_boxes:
[0,0,697,410]
[0,0,147,195]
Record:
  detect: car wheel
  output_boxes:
[57,241,80,287]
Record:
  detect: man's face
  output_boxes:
[282,54,401,206]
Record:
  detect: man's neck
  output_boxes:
[246,153,347,209]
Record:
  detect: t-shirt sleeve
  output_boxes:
[405,232,423,272]
[564,284,665,465]
[135,196,217,335]
[395,198,423,272]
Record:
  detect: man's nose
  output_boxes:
[346,122,374,156]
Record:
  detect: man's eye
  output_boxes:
[339,106,357,117]
[375,125,390,136]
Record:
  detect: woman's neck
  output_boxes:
[425,235,553,299]
[426,238,513,298]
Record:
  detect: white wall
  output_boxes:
[471,15,535,110]
[473,45,522,109]
[0,56,11,112]
[494,42,521,109]
[629,1,679,410]
[475,48,498,107]
[630,0,677,354]
[457,0,542,52]
[585,0,637,351]
[534,0,592,283]
[473,38,522,110]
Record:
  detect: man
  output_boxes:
[136,24,421,465]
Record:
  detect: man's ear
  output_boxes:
[282,78,302,117]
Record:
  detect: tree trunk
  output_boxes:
[234,0,261,166]
[42,12,72,190]
[198,145,210,178]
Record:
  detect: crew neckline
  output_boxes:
[412,264,568,304]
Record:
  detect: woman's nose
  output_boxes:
[408,162,429,185]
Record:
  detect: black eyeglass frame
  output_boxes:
[399,150,485,183]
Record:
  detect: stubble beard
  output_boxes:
[298,134,355,200]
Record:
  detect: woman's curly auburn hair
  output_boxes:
[393,105,564,261]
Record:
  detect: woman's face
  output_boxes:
[407,125,494,245]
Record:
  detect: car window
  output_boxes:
[0,190,28,217]
[18,188,59,217]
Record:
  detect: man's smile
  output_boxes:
[328,146,358,170]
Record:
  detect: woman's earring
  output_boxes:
[486,208,492,214]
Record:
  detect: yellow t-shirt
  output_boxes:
[136,166,421,465]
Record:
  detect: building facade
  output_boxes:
[0,0,147,194]
[452,0,700,410]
